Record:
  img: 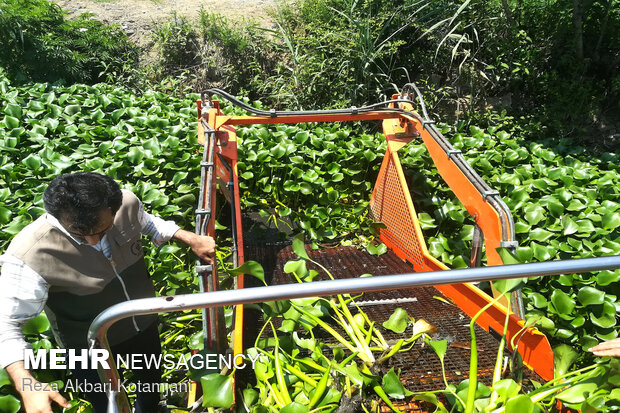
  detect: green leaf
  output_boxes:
[91,109,105,122]
[553,344,578,378]
[5,103,22,119]
[298,182,313,195]
[280,402,309,413]
[492,379,520,402]
[0,395,20,413]
[283,259,307,277]
[530,293,547,308]
[590,302,617,328]
[602,212,620,230]
[382,308,409,333]
[188,330,205,351]
[524,205,545,225]
[531,242,552,261]
[494,248,526,293]
[292,233,310,260]
[451,256,468,269]
[382,368,413,399]
[556,380,598,404]
[127,147,145,164]
[577,287,605,306]
[504,394,534,413]
[316,388,341,408]
[22,314,50,335]
[577,219,595,234]
[22,154,42,171]
[2,215,31,236]
[366,242,387,256]
[44,117,59,132]
[271,144,285,158]
[550,290,575,314]
[546,199,564,217]
[242,388,259,407]
[417,212,436,229]
[0,188,10,202]
[64,105,81,116]
[0,206,12,225]
[515,246,533,262]
[201,373,233,408]
[3,116,19,129]
[142,188,168,208]
[497,247,520,265]
[0,369,11,387]
[261,300,291,317]
[529,228,554,242]
[425,338,447,360]
[597,270,620,286]
[228,261,265,284]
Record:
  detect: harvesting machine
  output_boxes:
[88,85,620,413]
[188,85,552,411]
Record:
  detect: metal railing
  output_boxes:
[87,255,620,413]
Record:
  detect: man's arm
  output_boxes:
[171,229,216,264]
[0,257,70,412]
[589,338,620,357]
[135,195,215,263]
[6,361,71,413]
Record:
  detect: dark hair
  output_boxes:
[43,172,123,233]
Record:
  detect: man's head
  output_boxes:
[43,172,123,244]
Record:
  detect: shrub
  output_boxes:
[150,11,276,97]
[153,13,200,71]
[0,0,140,84]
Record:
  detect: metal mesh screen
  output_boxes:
[370,151,426,270]
[262,246,542,412]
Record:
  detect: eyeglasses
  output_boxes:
[64,209,116,241]
[67,221,115,239]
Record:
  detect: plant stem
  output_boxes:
[486,300,512,410]
[270,321,293,405]
[465,294,505,413]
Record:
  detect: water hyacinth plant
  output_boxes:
[225,234,438,412]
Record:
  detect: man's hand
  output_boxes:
[173,229,216,263]
[6,361,71,413]
[589,338,620,357]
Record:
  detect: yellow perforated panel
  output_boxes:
[370,151,427,271]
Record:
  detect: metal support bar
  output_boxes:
[216,153,238,268]
[470,224,483,268]
[195,122,217,356]
[89,256,620,413]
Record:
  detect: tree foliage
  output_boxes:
[0,0,139,85]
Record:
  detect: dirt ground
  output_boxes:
[54,0,276,49]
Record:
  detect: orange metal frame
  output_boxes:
[192,97,554,408]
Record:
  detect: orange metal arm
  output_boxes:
[215,112,398,129]
[373,103,554,381]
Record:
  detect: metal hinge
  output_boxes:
[195,265,213,274]
[500,241,519,249]
[482,190,499,200]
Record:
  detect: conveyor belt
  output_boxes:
[245,244,542,411]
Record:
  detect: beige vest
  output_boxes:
[6,191,156,348]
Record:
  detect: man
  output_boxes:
[0,172,215,413]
